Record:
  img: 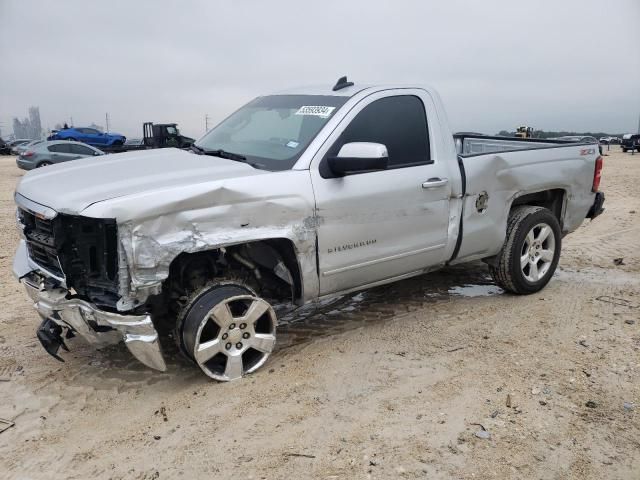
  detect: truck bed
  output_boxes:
[451,134,600,265]
[454,133,596,156]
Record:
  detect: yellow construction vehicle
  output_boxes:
[515,126,535,138]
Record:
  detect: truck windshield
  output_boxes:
[194,95,348,171]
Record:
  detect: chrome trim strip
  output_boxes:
[318,264,444,301]
[322,243,447,276]
[15,192,57,219]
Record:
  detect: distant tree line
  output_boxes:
[496,130,626,139]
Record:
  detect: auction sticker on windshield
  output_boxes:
[295,106,336,118]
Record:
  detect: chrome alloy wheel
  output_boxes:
[520,223,556,282]
[191,295,277,381]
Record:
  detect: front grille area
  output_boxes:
[19,212,64,276]
[27,241,64,276]
[19,208,120,308]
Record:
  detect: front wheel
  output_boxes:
[489,206,561,294]
[179,283,277,381]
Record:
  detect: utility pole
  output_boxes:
[205,114,211,133]
[105,112,110,133]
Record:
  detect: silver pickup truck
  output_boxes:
[13,77,605,381]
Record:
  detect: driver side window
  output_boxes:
[327,95,431,170]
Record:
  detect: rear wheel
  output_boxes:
[66,137,76,142]
[179,283,277,381]
[112,140,123,146]
[489,206,561,294]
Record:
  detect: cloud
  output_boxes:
[1,0,638,138]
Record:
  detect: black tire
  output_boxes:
[66,137,76,142]
[112,140,124,146]
[36,161,52,168]
[489,206,561,294]
[178,281,277,381]
[179,283,253,356]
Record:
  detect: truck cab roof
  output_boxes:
[272,76,436,99]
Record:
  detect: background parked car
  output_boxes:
[621,134,640,153]
[48,127,126,147]
[553,135,599,143]
[0,137,10,155]
[16,140,104,170]
[15,139,44,156]
[8,139,33,154]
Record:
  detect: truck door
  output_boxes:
[310,91,452,295]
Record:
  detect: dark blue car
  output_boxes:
[49,127,126,146]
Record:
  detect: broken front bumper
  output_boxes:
[21,274,167,372]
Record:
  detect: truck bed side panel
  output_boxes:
[453,146,597,263]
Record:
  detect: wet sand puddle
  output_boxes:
[28,262,636,385]
[276,261,502,349]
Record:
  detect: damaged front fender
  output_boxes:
[82,170,320,308]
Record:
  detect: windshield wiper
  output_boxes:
[193,146,266,169]
[202,148,247,161]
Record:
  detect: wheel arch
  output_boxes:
[162,237,304,305]
[510,187,567,231]
[481,188,567,268]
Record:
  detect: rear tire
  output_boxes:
[112,140,123,146]
[489,206,561,294]
[66,137,76,142]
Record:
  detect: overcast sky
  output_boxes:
[1,0,639,139]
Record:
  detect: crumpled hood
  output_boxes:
[15,148,266,214]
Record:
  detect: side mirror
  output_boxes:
[327,142,388,176]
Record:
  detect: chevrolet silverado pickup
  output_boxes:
[13,77,605,381]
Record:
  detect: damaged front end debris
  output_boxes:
[36,318,71,362]
[19,268,166,371]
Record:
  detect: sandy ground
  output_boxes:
[0,149,638,479]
